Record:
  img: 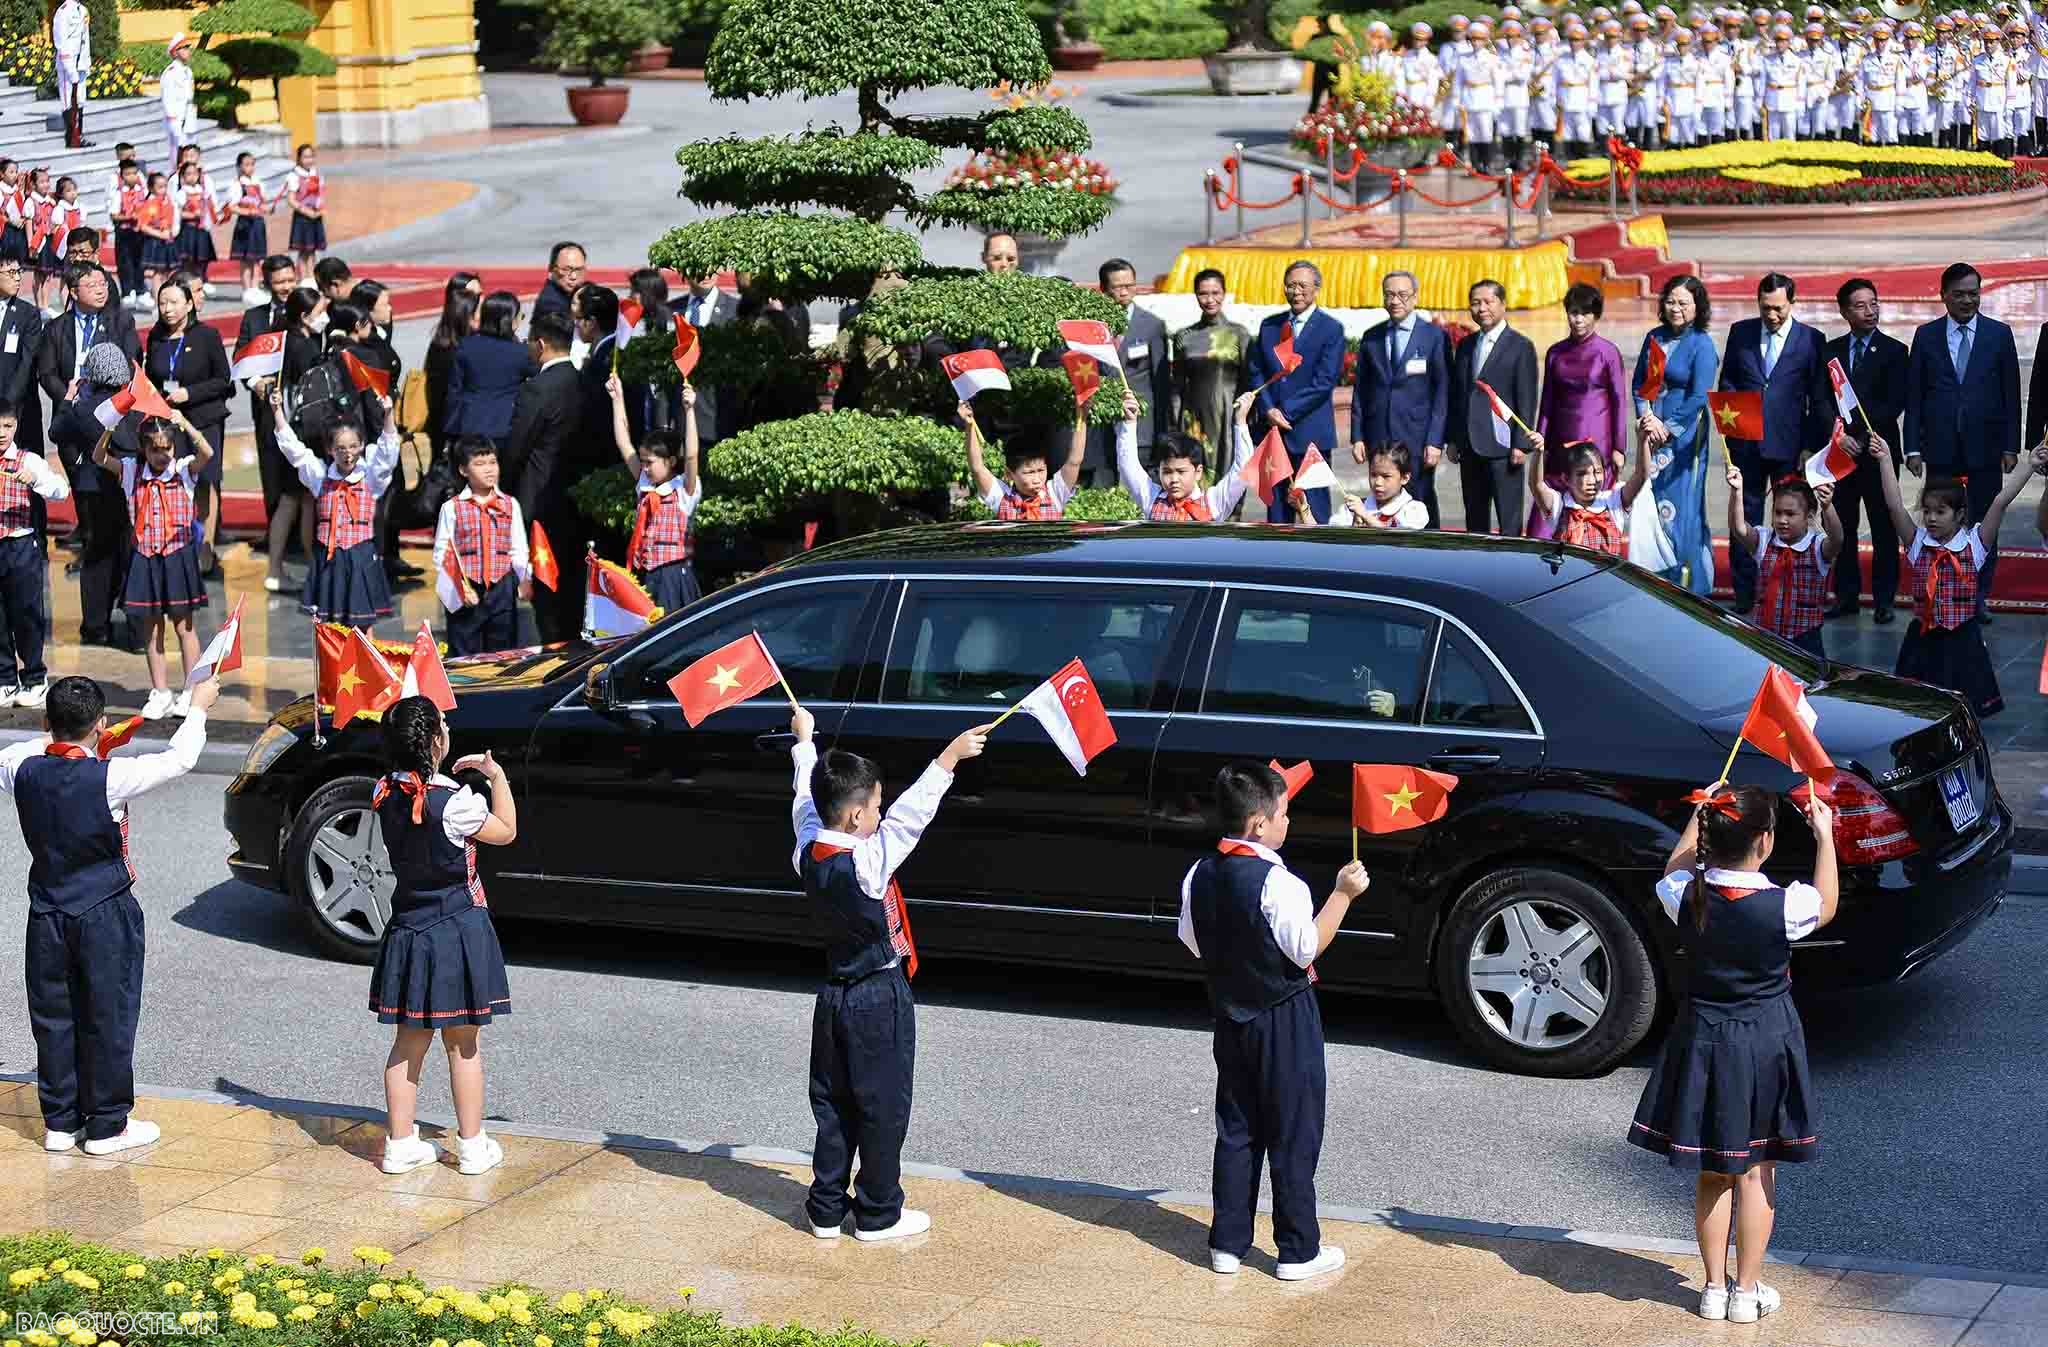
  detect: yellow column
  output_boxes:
[313,0,490,146]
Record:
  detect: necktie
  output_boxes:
[1390,323,1407,368]
[1762,329,1779,376]
[1849,335,1862,375]
[1952,323,1971,379]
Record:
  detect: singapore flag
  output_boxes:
[1015,657,1118,776]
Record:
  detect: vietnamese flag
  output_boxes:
[529,519,560,592]
[341,348,391,400]
[1269,759,1314,798]
[436,542,475,612]
[94,363,176,430]
[316,623,403,729]
[1738,665,1832,780]
[1805,419,1859,488]
[1637,337,1667,403]
[1272,324,1303,377]
[1238,427,1295,507]
[1014,657,1117,776]
[96,715,143,759]
[1707,389,1765,441]
[672,631,784,727]
[673,314,701,381]
[1060,350,1102,409]
[400,620,457,712]
[1351,763,1459,833]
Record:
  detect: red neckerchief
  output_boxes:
[1217,839,1318,984]
[628,489,675,568]
[325,479,366,557]
[1757,540,1798,632]
[133,475,176,547]
[1562,502,1622,552]
[1008,489,1048,520]
[43,743,89,759]
[1922,543,1968,624]
[372,771,428,824]
[1151,493,1214,522]
[810,840,918,978]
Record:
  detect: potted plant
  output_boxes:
[1049,0,1103,72]
[1290,45,1438,173]
[1203,0,1299,96]
[540,0,663,125]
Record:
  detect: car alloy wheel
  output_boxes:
[1466,898,1610,1051]
[306,804,394,946]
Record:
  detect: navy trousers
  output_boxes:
[445,572,519,657]
[1210,988,1326,1264]
[113,228,145,300]
[807,966,914,1232]
[25,892,145,1141]
[0,532,48,686]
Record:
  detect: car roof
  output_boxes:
[775,522,1617,607]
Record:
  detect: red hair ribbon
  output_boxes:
[1685,787,1742,821]
[372,771,428,824]
[1773,473,1802,487]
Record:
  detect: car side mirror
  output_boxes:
[585,661,615,711]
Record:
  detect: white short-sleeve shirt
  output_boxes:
[429,773,490,848]
[1655,866,1823,941]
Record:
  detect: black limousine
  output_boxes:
[224,523,2009,1076]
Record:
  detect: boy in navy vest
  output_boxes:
[0,673,218,1154]
[788,702,989,1242]
[1180,761,1367,1282]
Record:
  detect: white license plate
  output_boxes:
[1939,766,1979,833]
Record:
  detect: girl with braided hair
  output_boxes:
[1628,783,1837,1326]
[370,695,516,1177]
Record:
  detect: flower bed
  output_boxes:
[1558,140,2029,205]
[1,1234,1042,1347]
[0,32,145,100]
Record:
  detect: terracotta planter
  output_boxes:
[1202,48,1301,96]
[627,42,671,73]
[566,83,630,126]
[1052,41,1105,72]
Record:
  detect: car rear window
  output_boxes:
[1519,567,1823,718]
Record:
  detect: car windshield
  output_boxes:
[1519,566,1823,720]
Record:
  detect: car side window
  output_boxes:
[1205,594,1431,723]
[882,585,1189,710]
[1426,628,1534,733]
[623,582,870,705]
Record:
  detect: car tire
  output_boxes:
[285,776,393,964]
[1434,865,1660,1077]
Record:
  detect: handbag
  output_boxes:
[390,431,456,532]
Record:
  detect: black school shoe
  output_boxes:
[1872,606,1895,625]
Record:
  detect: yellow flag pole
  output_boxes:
[1352,826,1359,863]
[1716,733,1744,787]
[987,700,1028,731]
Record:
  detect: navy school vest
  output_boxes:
[1686,881,1793,1012]
[16,751,133,917]
[1188,847,1314,1024]
[800,842,917,983]
[374,774,485,930]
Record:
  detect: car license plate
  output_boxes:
[1939,766,1979,832]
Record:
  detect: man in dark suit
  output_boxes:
[1446,278,1538,535]
[1813,277,1908,623]
[238,255,300,534]
[0,258,46,454]
[676,273,739,444]
[572,282,621,443]
[1247,259,1347,522]
[2028,314,2048,457]
[1082,258,1173,485]
[1350,269,1450,526]
[508,311,585,643]
[533,241,585,322]
[1904,261,2022,617]
[1717,271,1827,612]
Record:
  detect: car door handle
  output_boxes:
[755,732,797,753]
[1428,749,1501,770]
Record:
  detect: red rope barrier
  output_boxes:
[1308,181,1404,212]
[1409,181,1506,209]
[1208,168,1305,211]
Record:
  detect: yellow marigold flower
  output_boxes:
[510,1309,534,1327]
[586,1290,607,1303]
[286,1289,310,1303]
[25,1333,55,1347]
[177,1314,201,1330]
[534,1337,553,1347]
[355,1303,375,1319]
[555,1293,584,1315]
[506,1290,531,1308]
[581,1322,600,1336]
[252,1312,279,1330]
[368,1283,394,1300]
[251,1254,275,1268]
[4,1337,19,1347]
[455,1337,485,1347]
[48,1259,68,1272]
[204,1248,228,1260]
[231,1292,257,1309]
[121,1265,145,1280]
[50,1320,75,1336]
[313,1292,335,1307]
[418,1297,446,1317]
[287,1306,317,1322]
[160,1281,186,1296]
[398,1285,426,1304]
[7,1270,38,1289]
[353,1246,395,1267]
[676,1287,695,1300]
[300,1248,325,1266]
[66,1329,95,1346]
[61,1270,99,1291]
[430,1338,450,1347]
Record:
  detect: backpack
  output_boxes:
[288,358,356,449]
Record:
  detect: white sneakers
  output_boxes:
[15,682,46,709]
[1700,1283,1730,1320]
[852,1208,931,1242]
[380,1129,440,1174]
[141,688,175,720]
[43,1129,78,1153]
[455,1131,503,1175]
[810,1221,843,1240]
[171,689,192,718]
[1209,1249,1241,1275]
[82,1120,160,1155]
[1729,1282,1781,1324]
[1274,1245,1345,1282]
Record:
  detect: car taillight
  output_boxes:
[1792,771,1919,863]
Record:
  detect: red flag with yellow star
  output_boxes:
[1351,763,1459,833]
[96,715,144,759]
[316,623,404,729]
[670,631,784,727]
[1706,389,1764,442]
[530,519,560,592]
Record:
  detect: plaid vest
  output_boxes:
[996,486,1064,521]
[452,496,515,586]
[629,488,693,571]
[1560,504,1624,555]
[1909,540,1977,630]
[1149,493,1214,522]
[1756,536,1827,637]
[0,453,37,534]
[317,478,376,557]
[130,473,195,556]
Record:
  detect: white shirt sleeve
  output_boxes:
[1261,864,1320,969]
[790,740,822,876]
[1204,419,1254,519]
[431,498,456,582]
[1049,473,1077,508]
[978,482,1008,513]
[21,452,70,501]
[274,418,329,496]
[852,760,955,900]
[1394,499,1430,530]
[1782,880,1824,941]
[0,737,43,794]
[508,498,531,582]
[1178,862,1202,958]
[103,710,207,809]
[1114,421,1159,514]
[363,421,402,498]
[1655,870,1690,924]
[441,786,491,848]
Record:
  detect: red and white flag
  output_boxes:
[187,594,244,686]
[1826,357,1861,421]
[1014,657,1117,776]
[94,364,174,430]
[401,620,457,712]
[231,329,286,382]
[586,550,659,637]
[1806,419,1860,488]
[1057,319,1124,375]
[615,297,645,348]
[941,348,1011,400]
[437,543,475,612]
[1292,444,1336,492]
[1474,378,1516,445]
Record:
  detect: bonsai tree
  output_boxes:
[1210,0,1282,51]
[540,0,665,86]
[117,0,333,127]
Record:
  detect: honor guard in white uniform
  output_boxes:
[1531,16,1564,152]
[1699,23,1734,141]
[1401,24,1444,133]
[1500,20,1536,165]
[1363,20,1400,84]
[1598,19,1633,135]
[1440,14,1474,148]
[1626,13,1663,144]
[1830,20,1865,138]
[1861,22,1903,143]
[1555,22,1601,156]
[1459,19,1508,168]
[160,34,200,158]
[2005,18,2036,152]
[1728,12,1760,138]
[1664,28,1703,145]
[1803,20,1838,135]
[1932,15,1968,146]
[1973,19,2013,152]
[1764,24,1806,138]
[51,0,92,149]
[1898,22,1934,145]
